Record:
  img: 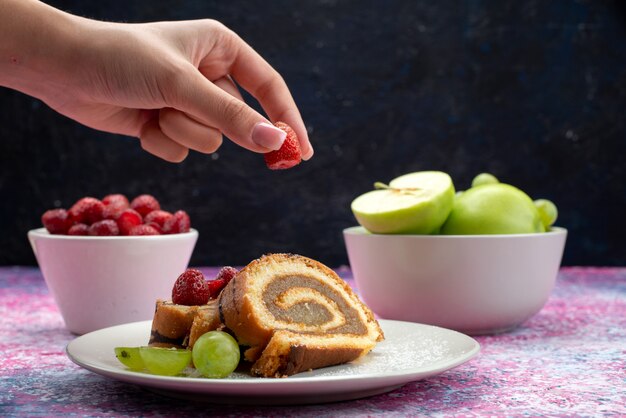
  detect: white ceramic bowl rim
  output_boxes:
[343,225,567,239]
[28,227,198,240]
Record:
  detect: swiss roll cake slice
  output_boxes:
[218,253,384,377]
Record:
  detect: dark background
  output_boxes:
[1,0,624,267]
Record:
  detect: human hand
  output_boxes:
[1,1,313,162]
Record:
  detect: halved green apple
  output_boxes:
[351,171,455,234]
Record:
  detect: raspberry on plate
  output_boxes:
[41,208,69,234]
[88,220,120,236]
[117,209,142,235]
[68,197,105,225]
[130,195,161,217]
[214,266,238,284]
[129,224,160,236]
[207,266,239,299]
[264,122,302,170]
[172,269,210,306]
[163,210,191,234]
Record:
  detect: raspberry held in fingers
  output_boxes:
[264,122,302,170]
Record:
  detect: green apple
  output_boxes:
[351,171,455,234]
[471,172,499,188]
[534,199,558,229]
[441,183,545,235]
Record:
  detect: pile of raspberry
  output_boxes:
[41,194,191,236]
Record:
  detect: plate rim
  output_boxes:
[66,319,480,390]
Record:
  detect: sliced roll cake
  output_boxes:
[218,253,384,377]
[148,300,221,348]
[148,267,236,349]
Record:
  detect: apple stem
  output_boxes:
[374,182,421,193]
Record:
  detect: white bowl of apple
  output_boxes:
[344,171,567,335]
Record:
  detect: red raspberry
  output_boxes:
[145,222,163,234]
[130,195,161,217]
[68,197,105,225]
[41,209,69,234]
[103,204,124,220]
[67,223,89,236]
[102,194,129,220]
[128,224,160,236]
[88,220,120,236]
[162,210,191,234]
[144,210,173,228]
[207,266,238,299]
[214,266,238,284]
[172,269,209,306]
[207,279,227,300]
[102,194,129,208]
[264,122,302,170]
[116,209,142,235]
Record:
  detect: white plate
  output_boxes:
[66,319,479,405]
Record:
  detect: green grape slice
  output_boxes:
[114,347,145,371]
[139,347,192,376]
[192,331,240,378]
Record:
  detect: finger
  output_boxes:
[159,108,222,154]
[213,75,244,102]
[226,36,313,160]
[170,66,287,153]
[139,119,189,162]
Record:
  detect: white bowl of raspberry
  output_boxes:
[28,194,198,334]
[343,226,567,335]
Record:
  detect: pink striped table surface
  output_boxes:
[1,266,624,417]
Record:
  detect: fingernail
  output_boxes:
[302,147,314,161]
[252,122,286,150]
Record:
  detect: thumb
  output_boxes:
[169,67,286,153]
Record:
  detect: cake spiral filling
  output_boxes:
[262,275,367,335]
